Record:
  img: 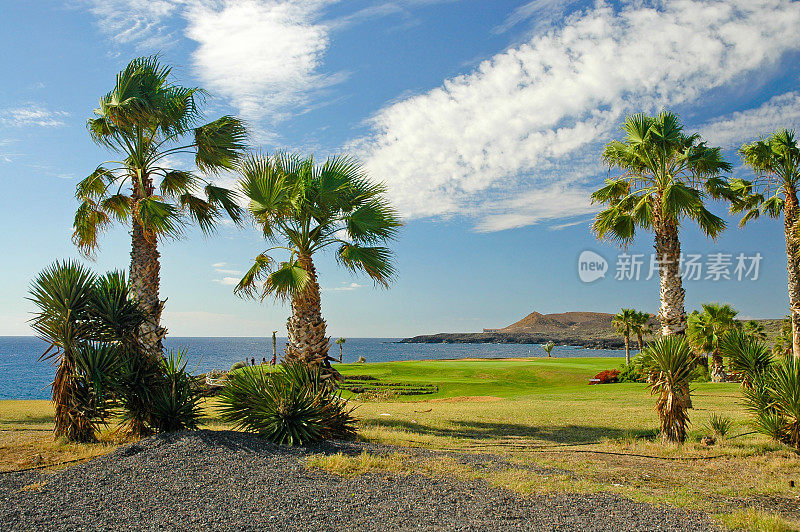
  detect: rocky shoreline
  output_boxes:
[399,332,625,350]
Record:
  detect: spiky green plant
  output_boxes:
[592,111,732,336]
[148,348,203,433]
[218,361,357,445]
[28,261,145,442]
[640,336,695,443]
[705,413,733,441]
[741,356,800,449]
[720,329,774,389]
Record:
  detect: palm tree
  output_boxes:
[335,337,346,362]
[639,336,695,443]
[686,303,739,381]
[731,130,800,358]
[235,153,401,373]
[72,56,247,358]
[631,310,653,352]
[542,341,555,357]
[592,112,732,336]
[612,308,637,365]
[743,320,767,341]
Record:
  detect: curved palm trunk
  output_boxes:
[286,255,335,374]
[783,186,800,359]
[654,212,686,336]
[129,175,166,359]
[636,332,644,353]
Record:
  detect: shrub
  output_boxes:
[640,337,695,444]
[593,369,620,384]
[218,361,357,445]
[689,364,711,383]
[706,413,733,441]
[743,356,800,449]
[617,363,642,383]
[148,349,203,433]
[230,361,247,372]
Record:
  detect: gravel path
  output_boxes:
[1,430,719,531]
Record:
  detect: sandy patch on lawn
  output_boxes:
[428,396,503,403]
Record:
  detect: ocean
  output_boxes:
[0,336,626,400]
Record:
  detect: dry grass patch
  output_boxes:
[716,508,799,532]
[0,429,118,472]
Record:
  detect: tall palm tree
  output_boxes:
[592,111,732,336]
[686,303,739,381]
[235,153,401,372]
[72,56,247,358]
[612,308,637,365]
[730,130,800,358]
[631,310,652,353]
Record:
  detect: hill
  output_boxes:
[402,311,785,349]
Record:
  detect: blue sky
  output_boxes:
[1,0,800,337]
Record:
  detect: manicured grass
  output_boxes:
[3,357,799,530]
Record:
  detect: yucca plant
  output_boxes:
[148,348,203,433]
[705,413,733,442]
[218,361,356,445]
[742,356,800,449]
[720,329,774,388]
[640,336,695,443]
[29,261,145,442]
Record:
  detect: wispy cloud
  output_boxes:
[702,91,800,149]
[84,0,180,49]
[213,277,241,286]
[351,0,800,232]
[322,282,363,292]
[1,106,69,127]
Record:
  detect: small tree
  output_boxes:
[542,341,555,358]
[686,303,739,382]
[335,337,346,362]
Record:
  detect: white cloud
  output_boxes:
[213,277,241,286]
[84,0,180,49]
[702,91,800,149]
[1,106,69,127]
[322,282,363,292]
[184,0,340,128]
[352,0,800,231]
[212,262,228,268]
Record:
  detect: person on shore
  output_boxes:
[251,357,255,366]
[261,357,267,365]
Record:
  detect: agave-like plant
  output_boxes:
[218,361,356,445]
[29,261,145,442]
[640,336,695,443]
[720,329,774,389]
[741,356,800,449]
[148,349,203,433]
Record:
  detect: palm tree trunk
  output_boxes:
[654,213,686,336]
[636,332,644,353]
[783,186,800,359]
[286,254,334,370]
[129,175,166,359]
[710,349,726,382]
[624,335,630,365]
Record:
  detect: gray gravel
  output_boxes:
[0,430,720,531]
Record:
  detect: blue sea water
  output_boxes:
[0,336,626,400]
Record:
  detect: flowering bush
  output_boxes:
[593,369,620,384]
